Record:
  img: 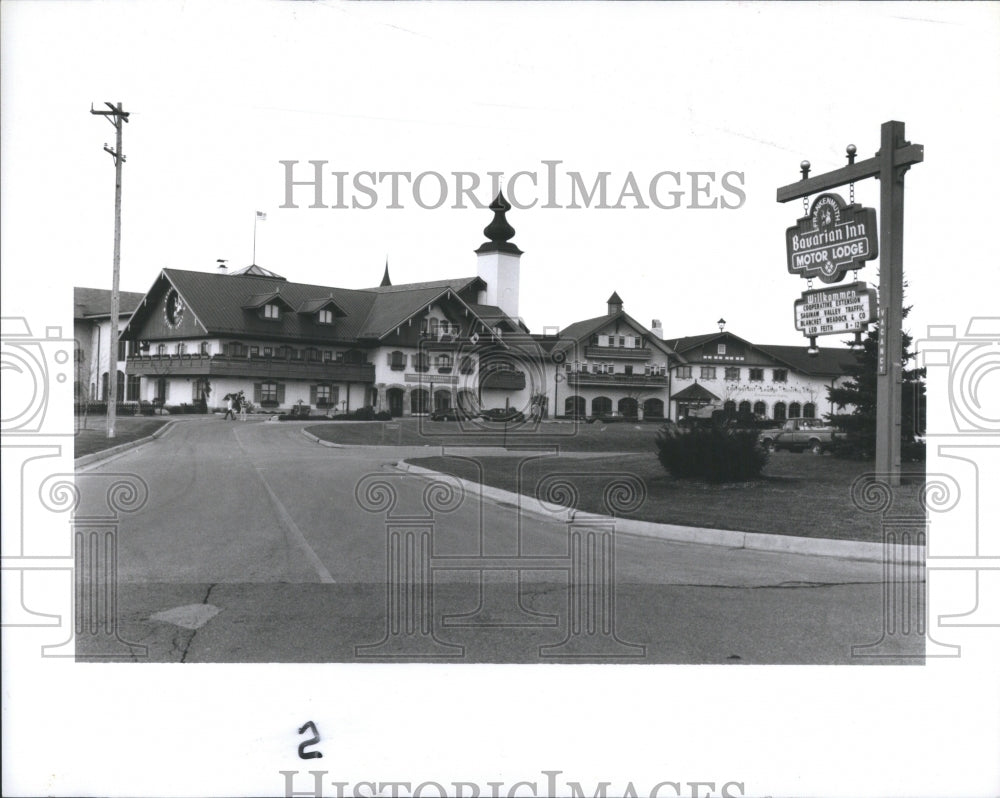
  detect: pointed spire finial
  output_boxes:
[380,257,392,287]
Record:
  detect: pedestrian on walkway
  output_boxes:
[223,393,235,421]
[238,391,248,422]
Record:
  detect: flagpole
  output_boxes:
[253,212,257,265]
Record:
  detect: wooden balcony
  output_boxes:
[583,345,652,360]
[566,372,667,387]
[126,354,374,383]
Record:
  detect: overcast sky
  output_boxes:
[3,1,999,347]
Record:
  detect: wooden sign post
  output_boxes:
[777,121,923,486]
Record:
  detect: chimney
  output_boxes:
[651,319,663,339]
[216,258,228,274]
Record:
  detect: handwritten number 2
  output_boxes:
[298,720,322,759]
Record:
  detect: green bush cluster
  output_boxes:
[655,425,768,483]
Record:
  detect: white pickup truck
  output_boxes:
[759,418,837,454]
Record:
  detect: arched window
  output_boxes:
[592,396,612,415]
[753,401,767,418]
[618,397,638,418]
[410,388,429,414]
[803,402,816,419]
[724,400,737,418]
[774,402,787,422]
[789,402,802,419]
[738,400,752,415]
[643,398,664,419]
[434,389,451,411]
[565,396,586,418]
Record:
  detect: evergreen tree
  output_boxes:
[826,304,925,459]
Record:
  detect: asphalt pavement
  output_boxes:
[74,417,925,663]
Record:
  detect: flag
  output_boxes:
[256,211,267,221]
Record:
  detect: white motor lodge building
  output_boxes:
[99,194,854,421]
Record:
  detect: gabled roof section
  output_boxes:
[364,276,484,294]
[356,285,520,343]
[664,332,726,353]
[755,343,860,377]
[671,383,720,402]
[297,295,348,316]
[666,330,858,377]
[74,287,146,319]
[551,311,682,361]
[242,291,296,311]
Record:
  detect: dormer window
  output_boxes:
[263,303,280,320]
[318,309,334,325]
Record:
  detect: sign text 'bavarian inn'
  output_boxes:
[786,193,878,284]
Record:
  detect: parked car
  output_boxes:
[760,418,837,454]
[586,411,634,424]
[479,408,525,423]
[429,408,474,421]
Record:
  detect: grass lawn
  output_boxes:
[307,418,664,452]
[405,451,926,543]
[74,416,169,458]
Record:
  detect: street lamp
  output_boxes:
[717,318,726,332]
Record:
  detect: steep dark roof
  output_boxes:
[74,287,146,319]
[664,332,724,353]
[551,311,681,360]
[607,291,623,305]
[671,383,720,401]
[755,344,860,377]
[666,330,858,377]
[120,269,518,345]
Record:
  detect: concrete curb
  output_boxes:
[301,428,346,448]
[74,420,178,468]
[395,461,918,563]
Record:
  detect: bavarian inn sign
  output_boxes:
[786,192,878,284]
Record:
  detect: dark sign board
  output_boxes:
[793,281,877,337]
[786,193,878,284]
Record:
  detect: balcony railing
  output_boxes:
[566,372,667,387]
[583,345,652,360]
[126,353,374,382]
[479,368,526,391]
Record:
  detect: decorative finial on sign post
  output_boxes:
[800,160,811,180]
[846,144,857,165]
[717,318,726,332]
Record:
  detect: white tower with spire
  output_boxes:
[475,191,522,321]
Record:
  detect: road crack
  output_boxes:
[179,582,218,663]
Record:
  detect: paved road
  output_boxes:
[75,418,924,663]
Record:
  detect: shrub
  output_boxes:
[374,411,392,421]
[655,425,768,483]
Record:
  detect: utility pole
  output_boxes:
[91,102,129,439]
[777,121,922,486]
